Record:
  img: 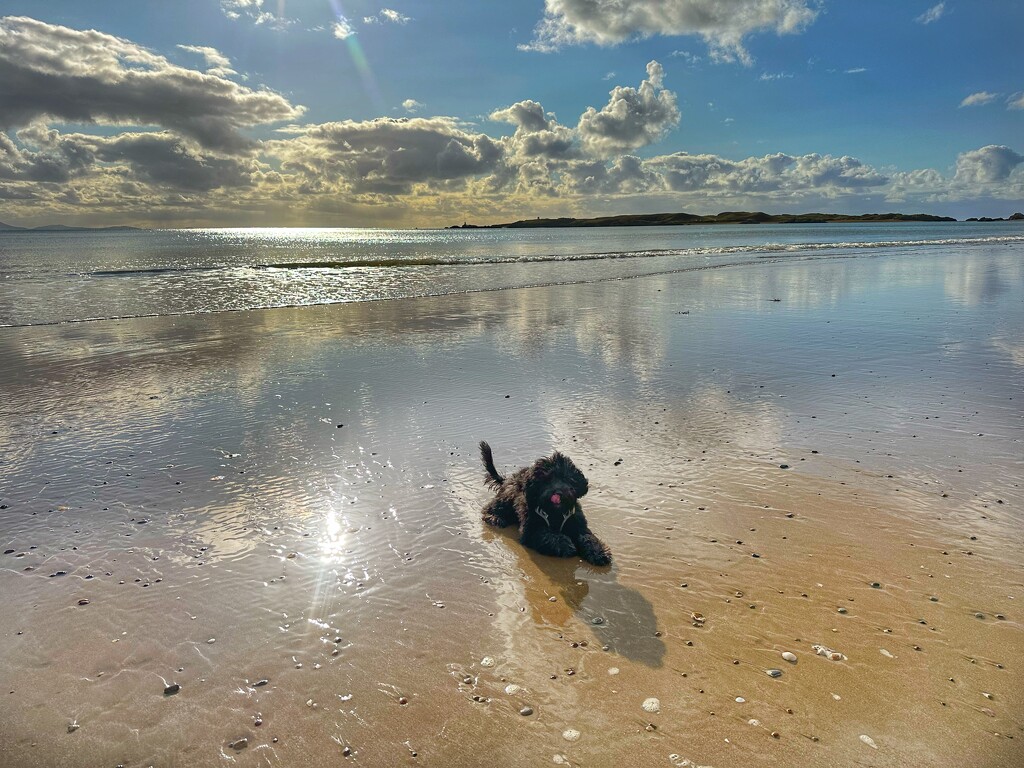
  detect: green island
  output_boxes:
[450,210,1024,229]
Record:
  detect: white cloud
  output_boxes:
[845,67,867,74]
[402,99,424,113]
[759,71,792,81]
[333,19,356,39]
[1007,92,1024,110]
[177,45,237,78]
[522,0,819,65]
[958,91,998,108]
[0,16,303,152]
[576,61,680,157]
[365,9,411,25]
[648,151,889,195]
[915,3,947,24]
[220,0,289,28]
[670,50,702,65]
[954,145,1024,185]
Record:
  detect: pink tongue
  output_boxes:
[550,493,561,505]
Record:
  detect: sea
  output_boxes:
[0,221,1022,327]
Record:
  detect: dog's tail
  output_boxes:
[479,441,504,488]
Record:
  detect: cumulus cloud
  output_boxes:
[492,100,578,164]
[646,151,888,195]
[0,16,303,152]
[915,3,947,24]
[1007,92,1024,110]
[268,117,504,195]
[577,61,680,157]
[402,99,424,113]
[523,0,819,65]
[953,145,1024,185]
[958,91,997,108]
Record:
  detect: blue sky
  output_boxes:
[0,1,1021,226]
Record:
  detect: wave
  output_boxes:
[63,234,1024,277]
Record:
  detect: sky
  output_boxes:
[0,0,1021,227]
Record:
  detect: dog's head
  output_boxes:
[526,451,589,528]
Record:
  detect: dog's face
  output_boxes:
[527,451,588,529]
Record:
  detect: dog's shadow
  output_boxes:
[486,526,666,668]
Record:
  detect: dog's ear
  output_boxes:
[570,468,588,498]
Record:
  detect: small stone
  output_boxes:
[591,617,604,625]
[229,738,248,751]
[562,729,580,742]
[837,607,847,614]
[781,652,797,663]
[779,464,790,469]
[771,731,780,739]
[398,697,408,705]
[254,679,269,687]
[859,734,878,749]
[342,746,352,756]
[766,669,783,678]
[67,723,79,733]
[983,692,994,700]
[163,684,180,696]
[870,582,881,588]
[520,706,533,716]
[77,599,90,606]
[480,657,496,667]
[929,596,939,602]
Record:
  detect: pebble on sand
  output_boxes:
[480,657,496,667]
[229,738,248,751]
[642,697,661,713]
[859,734,878,749]
[781,652,797,663]
[766,669,783,678]
[163,684,180,696]
[562,729,581,742]
[520,706,533,716]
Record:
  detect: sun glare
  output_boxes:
[326,0,383,113]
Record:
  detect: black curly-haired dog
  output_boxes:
[479,441,611,566]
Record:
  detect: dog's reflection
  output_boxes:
[485,525,665,667]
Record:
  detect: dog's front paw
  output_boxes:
[584,549,612,566]
[577,533,612,566]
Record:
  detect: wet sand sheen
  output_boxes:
[0,246,1022,767]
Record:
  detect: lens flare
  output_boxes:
[327,0,383,113]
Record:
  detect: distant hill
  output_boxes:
[451,211,961,229]
[0,222,143,232]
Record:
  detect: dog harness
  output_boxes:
[535,505,576,532]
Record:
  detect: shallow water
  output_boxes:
[1,222,1022,326]
[0,244,1022,766]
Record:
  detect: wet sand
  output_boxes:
[1,246,1022,767]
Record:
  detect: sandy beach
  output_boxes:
[1,247,1022,767]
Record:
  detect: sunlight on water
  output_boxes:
[0,222,1021,326]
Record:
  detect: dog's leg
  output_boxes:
[482,497,516,527]
[574,530,612,566]
[562,510,612,565]
[521,523,576,558]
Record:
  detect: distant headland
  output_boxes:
[450,211,1024,229]
[0,221,144,232]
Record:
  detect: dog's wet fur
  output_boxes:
[479,441,611,566]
